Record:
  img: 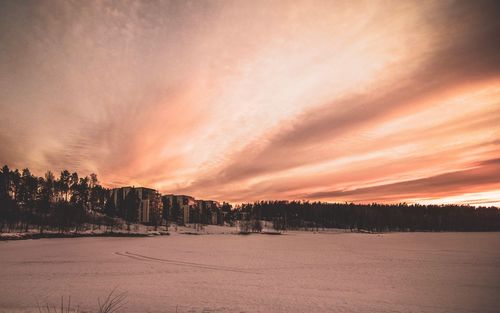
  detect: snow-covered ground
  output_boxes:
[0,224,236,240]
[0,223,347,240]
[1,231,499,313]
[171,224,238,235]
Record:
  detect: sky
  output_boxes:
[0,0,499,206]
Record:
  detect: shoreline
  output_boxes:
[3,227,499,241]
[0,230,169,241]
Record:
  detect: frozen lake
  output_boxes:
[1,231,499,313]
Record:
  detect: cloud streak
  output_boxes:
[305,158,500,203]
[0,0,499,206]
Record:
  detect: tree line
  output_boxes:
[0,165,132,233]
[2,164,499,233]
[235,200,500,232]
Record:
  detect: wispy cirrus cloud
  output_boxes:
[304,158,500,203]
[0,0,499,205]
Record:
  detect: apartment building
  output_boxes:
[162,194,196,225]
[109,186,163,224]
[196,200,221,225]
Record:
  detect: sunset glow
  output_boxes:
[1,0,499,205]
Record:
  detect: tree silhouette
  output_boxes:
[1,164,500,234]
[121,189,139,230]
[103,197,117,217]
[59,170,71,201]
[235,200,500,232]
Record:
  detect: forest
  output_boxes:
[0,165,126,233]
[236,200,500,232]
[1,165,499,234]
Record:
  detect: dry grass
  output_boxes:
[37,296,78,313]
[97,288,127,313]
[37,289,127,313]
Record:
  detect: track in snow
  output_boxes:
[115,251,260,274]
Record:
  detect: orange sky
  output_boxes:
[1,0,499,206]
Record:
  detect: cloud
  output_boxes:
[304,158,500,203]
[0,1,499,205]
[192,0,500,186]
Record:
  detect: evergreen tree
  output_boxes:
[122,189,139,230]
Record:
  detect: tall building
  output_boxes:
[196,200,221,225]
[162,194,196,225]
[109,187,163,224]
